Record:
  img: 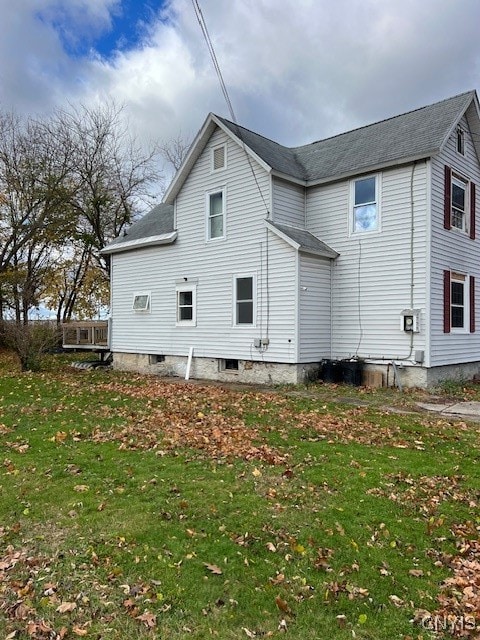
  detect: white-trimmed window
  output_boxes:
[352,175,379,233]
[206,188,225,241]
[444,270,475,334]
[133,292,150,312]
[451,175,468,232]
[176,283,197,326]
[451,272,468,330]
[234,275,255,325]
[212,144,226,171]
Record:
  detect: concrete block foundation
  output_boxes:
[112,352,480,389]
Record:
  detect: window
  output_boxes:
[444,166,475,238]
[451,176,468,231]
[456,128,465,155]
[451,273,465,328]
[221,359,239,371]
[443,270,475,333]
[176,283,197,325]
[206,189,225,240]
[212,145,226,171]
[352,175,379,232]
[133,293,150,311]
[235,276,254,325]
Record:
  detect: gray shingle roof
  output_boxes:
[105,203,175,249]
[268,221,338,258]
[218,91,476,183]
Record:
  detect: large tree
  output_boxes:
[0,111,76,322]
[0,102,162,323]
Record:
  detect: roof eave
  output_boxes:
[305,152,435,187]
[101,231,178,255]
[271,170,307,186]
[265,220,339,259]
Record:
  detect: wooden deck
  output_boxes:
[62,321,109,350]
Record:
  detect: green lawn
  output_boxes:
[0,350,478,639]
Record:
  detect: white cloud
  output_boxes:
[0,0,479,153]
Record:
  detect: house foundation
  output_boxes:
[112,352,480,389]
[112,352,320,385]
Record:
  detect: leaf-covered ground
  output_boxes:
[0,350,479,639]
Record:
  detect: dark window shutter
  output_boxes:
[470,275,475,333]
[443,270,451,333]
[444,166,452,230]
[470,182,476,240]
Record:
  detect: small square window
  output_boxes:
[352,176,379,233]
[220,358,238,371]
[133,293,150,311]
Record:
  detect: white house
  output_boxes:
[102,91,480,387]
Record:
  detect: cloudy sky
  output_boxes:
[1,0,480,159]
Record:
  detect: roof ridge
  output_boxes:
[294,90,475,150]
[215,115,288,149]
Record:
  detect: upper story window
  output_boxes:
[451,175,468,231]
[234,275,255,325]
[212,144,226,171]
[352,175,379,233]
[456,128,465,155]
[444,165,475,239]
[206,188,225,241]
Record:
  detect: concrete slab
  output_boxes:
[416,401,480,418]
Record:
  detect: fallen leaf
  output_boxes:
[56,601,77,613]
[136,610,157,628]
[203,562,223,575]
[275,595,292,615]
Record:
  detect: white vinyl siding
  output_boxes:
[272,178,305,227]
[430,112,480,365]
[298,254,332,361]
[110,127,298,363]
[306,162,428,361]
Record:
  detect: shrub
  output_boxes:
[0,320,61,371]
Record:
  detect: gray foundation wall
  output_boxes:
[363,361,480,388]
[112,352,321,385]
[112,352,480,388]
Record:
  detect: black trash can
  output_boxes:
[341,360,364,386]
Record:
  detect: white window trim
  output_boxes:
[205,187,226,242]
[132,292,151,312]
[232,273,256,327]
[176,283,197,326]
[450,272,469,333]
[211,143,227,172]
[451,173,469,234]
[350,174,381,235]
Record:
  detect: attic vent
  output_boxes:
[213,145,226,171]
